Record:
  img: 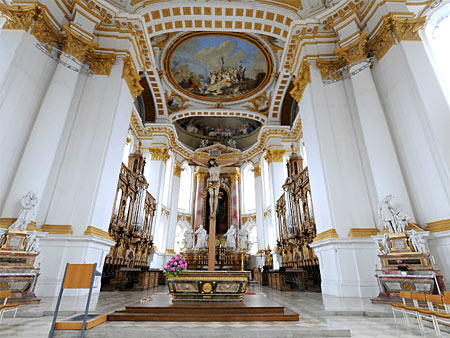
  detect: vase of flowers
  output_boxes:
[163,254,187,278]
[397,263,409,276]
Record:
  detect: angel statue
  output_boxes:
[9,191,38,231]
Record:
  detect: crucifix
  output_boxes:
[191,157,240,270]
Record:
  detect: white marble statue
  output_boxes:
[9,191,38,231]
[408,230,431,254]
[184,225,194,250]
[224,224,237,250]
[199,139,209,148]
[195,224,208,250]
[239,225,249,251]
[373,232,391,255]
[378,195,411,233]
[26,231,40,252]
[378,195,397,233]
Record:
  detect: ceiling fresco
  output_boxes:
[174,116,262,150]
[165,32,273,102]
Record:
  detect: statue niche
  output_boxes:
[204,187,229,235]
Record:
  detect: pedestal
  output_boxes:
[166,270,250,302]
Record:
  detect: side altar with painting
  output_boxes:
[372,195,446,302]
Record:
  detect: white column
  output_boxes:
[35,61,132,297]
[2,57,80,219]
[267,157,285,245]
[253,165,266,250]
[301,65,379,297]
[166,164,182,252]
[350,64,414,219]
[0,32,56,209]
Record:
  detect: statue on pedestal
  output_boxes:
[184,225,194,250]
[239,225,249,251]
[9,191,38,231]
[378,195,412,233]
[195,225,208,250]
[224,224,237,250]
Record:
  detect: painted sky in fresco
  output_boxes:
[170,35,267,82]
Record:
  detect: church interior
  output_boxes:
[0,0,450,336]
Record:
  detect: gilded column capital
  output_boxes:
[334,32,368,65]
[148,147,170,163]
[315,58,345,81]
[252,165,261,178]
[88,53,117,76]
[62,24,98,63]
[194,170,207,181]
[30,7,61,46]
[264,149,287,164]
[122,56,144,99]
[0,4,37,31]
[289,61,311,104]
[368,14,426,61]
[173,163,184,177]
[228,170,241,183]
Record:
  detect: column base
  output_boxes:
[310,237,379,297]
[149,251,165,269]
[428,230,450,287]
[35,234,114,297]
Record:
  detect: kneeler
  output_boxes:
[48,263,97,338]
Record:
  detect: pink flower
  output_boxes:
[174,261,177,266]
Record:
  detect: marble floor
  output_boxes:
[0,285,447,337]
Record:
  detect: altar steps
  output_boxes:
[107,294,299,322]
[108,308,299,322]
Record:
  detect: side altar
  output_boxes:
[372,195,446,302]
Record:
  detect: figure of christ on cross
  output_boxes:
[190,157,241,270]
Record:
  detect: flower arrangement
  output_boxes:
[163,254,187,277]
[397,263,409,272]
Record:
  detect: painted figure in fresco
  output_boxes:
[195,224,208,250]
[9,191,38,231]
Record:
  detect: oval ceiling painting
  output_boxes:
[166,32,272,102]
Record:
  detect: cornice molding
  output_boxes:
[334,32,368,65]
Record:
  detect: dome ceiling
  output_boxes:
[175,116,262,150]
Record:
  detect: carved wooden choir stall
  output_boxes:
[272,146,321,291]
[101,146,160,291]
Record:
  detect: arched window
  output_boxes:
[242,165,256,213]
[424,3,450,100]
[178,163,192,212]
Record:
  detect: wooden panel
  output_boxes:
[0,290,11,298]
[63,264,95,289]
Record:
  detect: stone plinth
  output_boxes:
[166,270,250,302]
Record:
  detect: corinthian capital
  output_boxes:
[62,25,98,63]
[334,32,368,65]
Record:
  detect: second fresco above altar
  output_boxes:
[165,33,272,102]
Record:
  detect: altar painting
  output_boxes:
[168,33,270,101]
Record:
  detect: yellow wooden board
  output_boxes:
[54,313,107,330]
